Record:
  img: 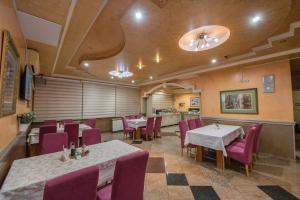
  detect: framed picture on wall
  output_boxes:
[0,30,20,117]
[190,97,200,107]
[220,88,258,114]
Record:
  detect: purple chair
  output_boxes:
[62,119,73,124]
[40,133,68,155]
[122,117,136,139]
[233,123,263,160]
[153,116,162,138]
[97,151,149,200]
[187,119,197,130]
[141,117,155,140]
[179,120,196,156]
[226,126,257,176]
[43,120,57,126]
[136,114,144,119]
[64,123,79,147]
[44,166,99,200]
[82,128,101,145]
[86,118,97,128]
[195,118,204,128]
[39,125,57,153]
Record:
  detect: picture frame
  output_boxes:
[190,97,200,107]
[0,30,20,117]
[220,88,258,114]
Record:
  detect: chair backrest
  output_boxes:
[64,123,79,147]
[179,120,189,148]
[39,125,57,152]
[86,118,96,128]
[40,133,68,155]
[153,116,162,134]
[122,117,129,129]
[145,117,155,134]
[243,126,257,164]
[252,123,263,154]
[43,166,99,200]
[125,115,135,119]
[136,114,143,119]
[43,120,57,126]
[62,119,73,124]
[82,128,101,146]
[111,151,149,200]
[187,119,197,130]
[195,118,203,128]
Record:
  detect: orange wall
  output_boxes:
[141,59,294,122]
[0,0,31,151]
[174,93,200,112]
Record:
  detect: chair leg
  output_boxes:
[245,164,250,176]
[253,153,257,162]
[249,162,253,172]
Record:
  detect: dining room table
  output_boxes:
[184,123,244,170]
[0,140,141,200]
[127,118,147,140]
[27,123,91,145]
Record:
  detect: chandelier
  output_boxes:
[109,64,133,79]
[179,25,230,52]
[192,33,219,50]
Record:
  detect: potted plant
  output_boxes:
[20,112,35,124]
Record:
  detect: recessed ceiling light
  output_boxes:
[149,76,153,80]
[110,76,114,79]
[135,11,143,20]
[138,60,143,69]
[131,80,135,83]
[155,53,160,63]
[211,59,217,64]
[83,62,89,67]
[250,14,262,24]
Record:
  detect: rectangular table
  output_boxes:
[0,140,141,200]
[27,123,91,145]
[127,118,147,140]
[185,124,244,170]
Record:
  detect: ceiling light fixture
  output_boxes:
[251,14,262,24]
[138,60,144,69]
[155,53,160,63]
[179,25,230,52]
[211,58,217,64]
[131,80,135,84]
[149,76,153,80]
[135,11,143,20]
[110,76,114,79]
[109,64,133,79]
[83,62,89,67]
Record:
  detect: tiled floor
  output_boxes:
[102,128,300,200]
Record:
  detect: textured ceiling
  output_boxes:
[16,0,300,86]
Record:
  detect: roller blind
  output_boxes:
[152,92,174,109]
[82,81,116,118]
[33,78,82,122]
[116,87,140,116]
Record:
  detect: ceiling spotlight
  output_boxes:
[110,76,114,79]
[214,38,219,43]
[211,59,217,64]
[155,53,160,63]
[138,61,143,69]
[251,14,262,24]
[83,62,89,67]
[135,11,143,20]
[149,76,153,80]
[131,80,135,83]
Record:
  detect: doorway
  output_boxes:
[290,58,300,159]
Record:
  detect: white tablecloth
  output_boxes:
[184,124,244,156]
[27,124,91,145]
[0,140,141,200]
[127,118,147,129]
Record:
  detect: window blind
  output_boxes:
[116,87,140,116]
[33,77,82,122]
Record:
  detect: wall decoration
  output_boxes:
[0,30,20,117]
[263,74,275,93]
[220,88,258,114]
[190,97,200,107]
